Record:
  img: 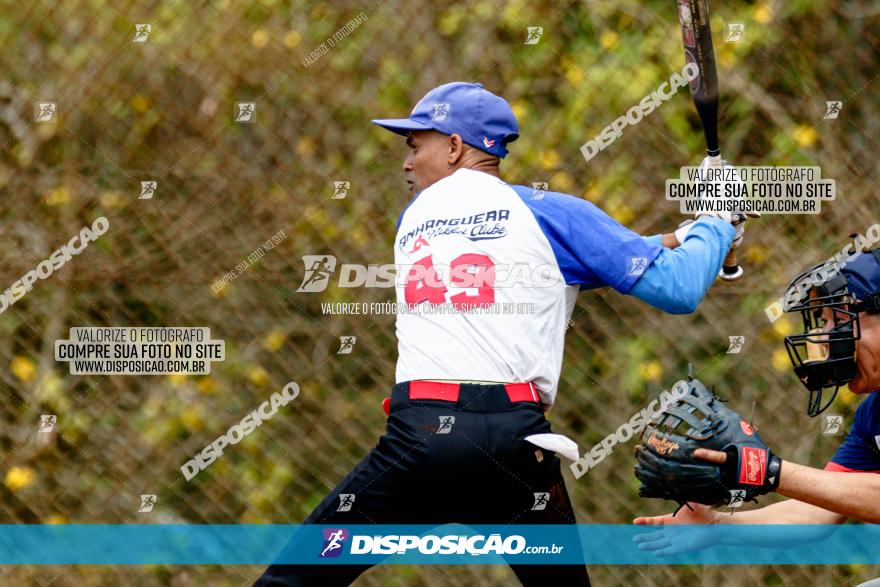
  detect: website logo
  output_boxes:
[320,528,349,558]
[822,414,844,435]
[298,255,338,292]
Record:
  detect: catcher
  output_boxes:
[633,248,880,533]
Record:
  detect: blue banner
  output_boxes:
[0,524,878,565]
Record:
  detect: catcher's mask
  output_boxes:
[783,248,880,416]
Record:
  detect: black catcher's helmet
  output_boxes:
[783,248,880,416]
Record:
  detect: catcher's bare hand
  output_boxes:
[692,448,727,463]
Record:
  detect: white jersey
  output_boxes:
[394,168,659,406]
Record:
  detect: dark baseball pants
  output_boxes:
[254,382,589,586]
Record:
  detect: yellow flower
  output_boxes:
[550,171,574,193]
[610,205,634,225]
[283,31,301,49]
[772,316,796,338]
[539,150,560,169]
[100,190,123,209]
[263,330,286,352]
[771,348,791,372]
[4,466,36,491]
[583,184,602,203]
[438,9,465,36]
[565,64,584,86]
[211,282,230,298]
[249,367,269,387]
[130,95,150,113]
[718,50,734,69]
[754,3,773,24]
[296,137,316,157]
[639,360,663,382]
[37,373,64,403]
[197,378,216,395]
[793,125,818,148]
[251,29,270,49]
[11,356,36,383]
[44,186,71,206]
[168,373,187,388]
[179,406,204,430]
[510,100,528,122]
[840,387,859,407]
[599,31,619,50]
[743,244,767,265]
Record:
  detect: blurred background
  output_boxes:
[1,0,878,585]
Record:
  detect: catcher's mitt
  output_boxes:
[634,377,782,508]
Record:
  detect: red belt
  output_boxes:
[382,380,540,415]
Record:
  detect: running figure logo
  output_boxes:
[39,415,57,433]
[629,257,648,276]
[133,24,152,42]
[332,181,350,200]
[822,414,844,435]
[531,492,549,510]
[824,101,843,120]
[728,489,746,508]
[319,528,349,558]
[336,494,355,512]
[138,495,157,513]
[525,27,543,45]
[530,182,548,200]
[431,103,450,121]
[34,102,57,122]
[235,102,256,123]
[298,255,337,292]
[725,23,744,42]
[139,181,157,200]
[436,416,456,434]
[337,336,356,355]
[727,336,745,354]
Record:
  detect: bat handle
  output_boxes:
[719,249,743,281]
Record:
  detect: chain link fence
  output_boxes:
[1,0,879,585]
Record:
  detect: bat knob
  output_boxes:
[719,265,744,281]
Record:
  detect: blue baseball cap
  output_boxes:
[841,248,880,304]
[371,82,520,158]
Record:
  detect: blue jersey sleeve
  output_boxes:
[830,392,880,471]
[642,234,663,248]
[513,186,662,294]
[630,217,734,314]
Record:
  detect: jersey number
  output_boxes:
[404,254,495,310]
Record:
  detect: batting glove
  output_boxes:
[674,219,695,246]
[690,157,759,245]
[694,156,734,223]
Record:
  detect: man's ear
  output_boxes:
[447,133,465,165]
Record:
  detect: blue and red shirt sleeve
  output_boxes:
[514,186,733,313]
[827,392,880,473]
[512,187,661,294]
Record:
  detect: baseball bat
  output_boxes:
[676,0,742,281]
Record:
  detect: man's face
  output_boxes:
[403,130,453,194]
[814,304,880,394]
[851,311,880,394]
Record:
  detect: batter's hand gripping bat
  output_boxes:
[676,0,742,281]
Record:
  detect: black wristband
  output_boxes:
[766,454,782,492]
